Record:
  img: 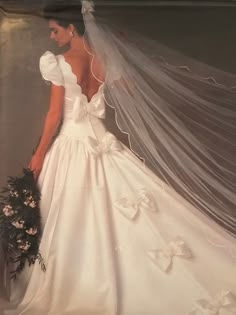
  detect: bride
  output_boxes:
[2,1,236,314]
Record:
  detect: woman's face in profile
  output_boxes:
[48,19,71,47]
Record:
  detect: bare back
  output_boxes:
[62,50,105,102]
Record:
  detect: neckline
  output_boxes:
[58,54,104,103]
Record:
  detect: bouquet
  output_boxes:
[0,168,46,280]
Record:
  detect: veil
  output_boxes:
[80,0,236,238]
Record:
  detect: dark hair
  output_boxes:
[42,2,85,36]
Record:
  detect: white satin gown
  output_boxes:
[2,51,236,315]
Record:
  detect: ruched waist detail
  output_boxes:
[59,115,107,141]
[57,116,123,158]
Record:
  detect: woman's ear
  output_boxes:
[68,23,76,34]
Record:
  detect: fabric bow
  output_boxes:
[147,238,192,272]
[115,189,157,220]
[189,290,236,315]
[81,0,95,15]
[86,133,122,156]
[72,96,105,123]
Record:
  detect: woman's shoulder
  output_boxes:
[39,51,64,86]
[60,50,87,65]
[39,50,61,64]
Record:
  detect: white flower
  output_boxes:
[10,190,19,197]
[29,201,37,208]
[26,227,38,235]
[11,219,25,229]
[17,240,31,252]
[81,0,95,15]
[2,205,14,216]
[24,195,36,207]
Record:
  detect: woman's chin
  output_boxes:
[57,42,66,48]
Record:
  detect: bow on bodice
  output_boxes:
[72,95,105,122]
[65,87,105,123]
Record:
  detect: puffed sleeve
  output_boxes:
[39,51,64,86]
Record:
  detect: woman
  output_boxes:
[3,1,236,315]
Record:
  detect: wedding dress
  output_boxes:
[2,49,236,315]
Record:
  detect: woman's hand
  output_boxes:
[28,154,45,181]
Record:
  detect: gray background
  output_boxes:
[1,0,236,302]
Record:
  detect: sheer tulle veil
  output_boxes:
[79,1,236,239]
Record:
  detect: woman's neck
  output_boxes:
[69,35,92,57]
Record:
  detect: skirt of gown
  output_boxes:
[2,117,236,315]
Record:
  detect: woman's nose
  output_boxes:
[50,32,55,40]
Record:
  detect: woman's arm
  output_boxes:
[28,84,64,180]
